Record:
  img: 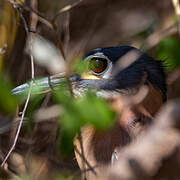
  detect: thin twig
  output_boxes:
[8,1,66,61]
[74,145,97,176]
[7,0,53,29]
[11,0,74,96]
[7,0,67,61]
[172,0,180,35]
[19,3,53,29]
[1,4,34,167]
[78,133,86,179]
[29,0,38,32]
[63,12,70,55]
[52,0,84,22]
[16,7,35,79]
[51,21,66,60]
[140,22,178,51]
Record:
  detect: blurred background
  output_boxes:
[1,0,180,84]
[0,0,180,179]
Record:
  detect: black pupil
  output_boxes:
[89,58,108,73]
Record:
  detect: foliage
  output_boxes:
[55,83,115,155]
[0,74,18,114]
[156,37,180,70]
[1,0,180,179]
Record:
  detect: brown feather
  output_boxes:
[74,84,163,179]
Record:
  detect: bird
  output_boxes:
[12,46,167,179]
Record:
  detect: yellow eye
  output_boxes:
[89,58,108,74]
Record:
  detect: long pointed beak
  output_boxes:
[11,73,81,95]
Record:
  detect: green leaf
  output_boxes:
[55,83,115,155]
[156,37,180,70]
[71,58,89,75]
[75,92,115,130]
[0,74,18,114]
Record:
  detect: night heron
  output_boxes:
[12,46,166,179]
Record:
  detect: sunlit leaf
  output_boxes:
[71,58,89,75]
[156,37,180,70]
[55,83,115,155]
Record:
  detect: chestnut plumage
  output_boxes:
[12,46,167,179]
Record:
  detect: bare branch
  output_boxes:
[140,22,177,50]
[172,0,180,35]
[1,3,35,167]
[78,133,87,179]
[19,3,53,29]
[7,0,53,29]
[74,145,97,176]
[52,0,84,22]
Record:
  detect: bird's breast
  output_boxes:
[74,84,164,179]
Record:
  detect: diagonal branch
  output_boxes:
[74,145,97,176]
[172,0,180,35]
[52,0,84,22]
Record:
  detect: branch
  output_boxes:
[74,145,97,176]
[1,2,35,167]
[52,0,84,22]
[172,0,180,35]
[19,3,53,29]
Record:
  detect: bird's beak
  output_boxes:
[11,71,103,96]
[11,73,81,95]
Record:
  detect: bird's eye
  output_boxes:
[89,58,108,74]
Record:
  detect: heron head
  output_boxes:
[12,46,166,102]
